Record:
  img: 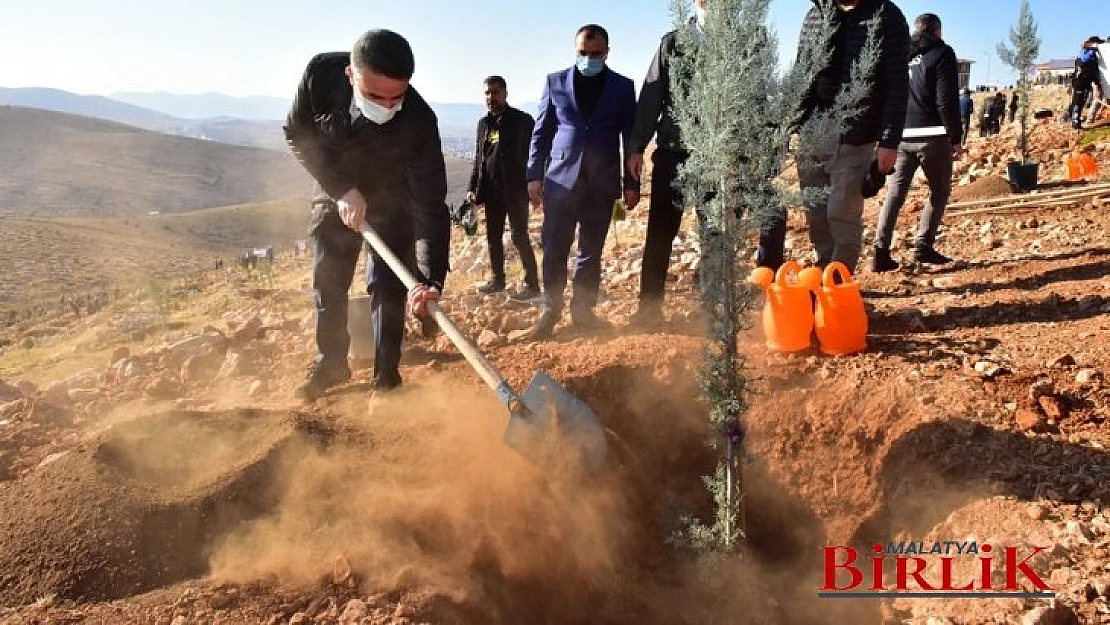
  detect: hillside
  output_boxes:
[0,106,311,217]
[0,200,314,311]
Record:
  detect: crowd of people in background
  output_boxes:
[282,0,1109,402]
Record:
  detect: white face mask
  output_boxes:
[353,89,404,125]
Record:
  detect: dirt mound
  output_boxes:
[0,408,296,605]
[949,174,1015,203]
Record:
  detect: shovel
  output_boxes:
[359,223,608,471]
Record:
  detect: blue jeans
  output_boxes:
[311,202,411,389]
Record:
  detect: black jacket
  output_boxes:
[798,0,910,149]
[284,52,450,287]
[630,19,697,156]
[467,105,534,206]
[903,34,962,145]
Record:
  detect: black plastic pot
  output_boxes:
[1007,160,1040,191]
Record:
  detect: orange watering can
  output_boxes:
[1065,152,1099,181]
[750,260,820,352]
[812,262,868,355]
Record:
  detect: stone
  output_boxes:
[1037,395,1068,421]
[340,599,368,623]
[1014,408,1044,431]
[1019,605,1078,625]
[477,329,504,348]
[1075,368,1102,385]
[1028,378,1054,401]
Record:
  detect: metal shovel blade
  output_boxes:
[503,370,608,472]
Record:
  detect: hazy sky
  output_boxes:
[1,0,1105,104]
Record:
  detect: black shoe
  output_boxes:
[477,278,506,294]
[571,308,612,333]
[870,247,900,273]
[629,303,664,329]
[529,310,559,340]
[913,246,952,265]
[296,362,352,401]
[508,283,541,302]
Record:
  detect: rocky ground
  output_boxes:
[0,86,1108,624]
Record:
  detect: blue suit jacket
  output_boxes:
[526,67,637,201]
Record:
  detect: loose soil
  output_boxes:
[0,109,1108,623]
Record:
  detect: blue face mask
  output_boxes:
[576,55,605,77]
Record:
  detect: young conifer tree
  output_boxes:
[667,0,878,552]
[996,0,1041,163]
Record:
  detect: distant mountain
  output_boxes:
[0,87,285,150]
[0,105,473,218]
[0,87,177,127]
[110,91,291,121]
[0,105,312,218]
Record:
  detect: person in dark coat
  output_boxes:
[959,87,974,145]
[466,76,540,299]
[1070,36,1105,129]
[284,29,451,401]
[789,0,911,274]
[872,13,963,272]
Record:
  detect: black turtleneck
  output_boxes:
[573,67,608,120]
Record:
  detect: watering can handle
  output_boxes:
[774,260,803,288]
[823,262,853,287]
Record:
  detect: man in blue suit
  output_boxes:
[526,24,639,339]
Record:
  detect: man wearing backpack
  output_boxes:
[1070,36,1104,130]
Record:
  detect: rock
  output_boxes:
[1020,605,1079,625]
[1028,378,1054,401]
[110,346,130,364]
[507,329,533,343]
[0,381,21,402]
[340,599,368,623]
[247,380,263,397]
[1037,395,1068,421]
[974,360,1010,378]
[477,329,504,348]
[288,613,309,625]
[1075,368,1102,386]
[144,376,181,399]
[232,315,264,344]
[216,351,243,379]
[1014,408,1044,431]
[171,616,188,625]
[14,379,37,397]
[1028,502,1050,521]
[66,388,99,402]
[0,399,25,420]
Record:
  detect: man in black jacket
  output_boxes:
[284,29,451,401]
[792,0,910,275]
[871,13,962,271]
[626,0,789,327]
[466,76,539,299]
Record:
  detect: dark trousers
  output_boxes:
[311,204,411,389]
[1071,82,1094,126]
[873,136,953,251]
[639,149,685,306]
[484,192,539,287]
[540,180,612,314]
[640,150,786,308]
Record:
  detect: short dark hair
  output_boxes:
[351,29,414,80]
[484,75,507,90]
[576,24,609,46]
[913,13,942,38]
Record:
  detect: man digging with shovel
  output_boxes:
[285,28,451,404]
